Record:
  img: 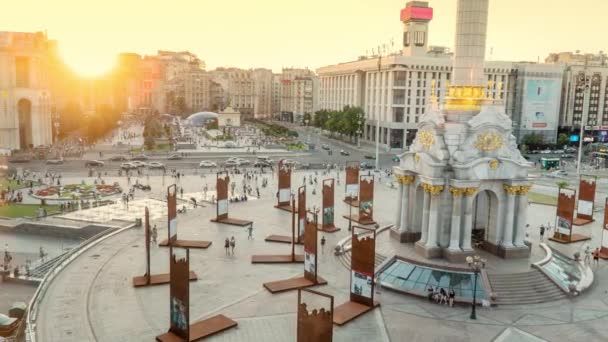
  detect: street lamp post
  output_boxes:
[348,200,353,231]
[466,255,486,320]
[576,64,591,175]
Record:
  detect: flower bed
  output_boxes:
[34,183,122,200]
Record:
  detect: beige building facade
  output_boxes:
[0,31,53,150]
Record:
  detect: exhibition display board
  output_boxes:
[297,289,334,342]
[133,207,197,287]
[600,198,608,259]
[263,211,327,294]
[344,162,360,207]
[574,175,596,226]
[319,179,340,233]
[159,185,212,249]
[550,188,590,244]
[265,187,306,245]
[211,171,252,226]
[156,248,237,342]
[275,160,294,212]
[342,175,376,225]
[333,226,379,325]
[252,195,304,264]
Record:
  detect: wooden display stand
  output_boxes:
[343,175,376,225]
[573,175,597,226]
[252,196,304,264]
[265,186,306,245]
[160,185,212,249]
[263,211,328,293]
[210,171,252,227]
[297,289,334,342]
[156,248,237,342]
[133,207,197,287]
[549,188,590,244]
[318,179,340,233]
[333,226,379,326]
[598,198,608,259]
[275,160,295,212]
[343,162,359,207]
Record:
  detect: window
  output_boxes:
[403,32,411,47]
[414,31,426,46]
[15,57,30,87]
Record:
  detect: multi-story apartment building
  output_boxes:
[546,52,608,142]
[317,1,565,149]
[272,73,282,118]
[279,68,317,123]
[209,67,273,119]
[183,70,212,112]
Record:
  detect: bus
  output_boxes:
[540,157,560,170]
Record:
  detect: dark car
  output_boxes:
[109,155,127,162]
[560,154,574,159]
[46,159,64,165]
[253,161,272,168]
[360,162,374,170]
[340,150,350,156]
[364,154,376,160]
[131,154,149,161]
[167,154,182,160]
[85,160,105,167]
[321,144,330,150]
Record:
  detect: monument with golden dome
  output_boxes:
[391,0,532,261]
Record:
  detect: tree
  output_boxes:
[521,133,544,149]
[313,110,329,128]
[557,133,570,147]
[556,181,570,189]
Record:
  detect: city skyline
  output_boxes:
[4,0,608,76]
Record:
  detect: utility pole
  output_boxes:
[576,55,590,175]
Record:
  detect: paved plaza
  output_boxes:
[28,169,608,342]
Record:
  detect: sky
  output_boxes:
[3,0,608,76]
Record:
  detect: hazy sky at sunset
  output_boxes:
[3,0,607,75]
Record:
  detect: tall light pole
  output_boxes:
[466,255,486,320]
[375,48,383,171]
[576,56,591,175]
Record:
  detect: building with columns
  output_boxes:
[391,0,532,261]
[0,31,53,150]
[316,1,567,150]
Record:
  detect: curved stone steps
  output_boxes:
[487,269,567,305]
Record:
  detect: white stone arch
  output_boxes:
[469,184,503,247]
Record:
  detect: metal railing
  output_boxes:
[22,222,136,342]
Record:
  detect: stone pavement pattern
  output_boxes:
[35,170,608,341]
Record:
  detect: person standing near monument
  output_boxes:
[247,224,253,240]
[593,248,600,267]
[584,246,592,265]
[539,225,545,242]
[224,238,230,256]
[230,236,236,256]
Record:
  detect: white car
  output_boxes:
[235,158,251,165]
[199,160,217,168]
[120,162,136,170]
[131,161,147,168]
[548,170,568,178]
[223,160,240,167]
[148,162,165,169]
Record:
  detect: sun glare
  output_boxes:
[60,50,115,77]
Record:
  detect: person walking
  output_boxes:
[152,225,158,244]
[320,235,326,254]
[593,247,600,267]
[224,238,230,256]
[539,225,545,242]
[584,245,592,265]
[230,236,236,256]
[247,224,253,240]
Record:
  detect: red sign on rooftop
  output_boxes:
[400,6,433,22]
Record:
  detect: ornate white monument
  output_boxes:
[391,0,532,261]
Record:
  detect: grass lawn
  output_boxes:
[0,203,61,218]
[528,192,557,206]
[0,179,39,191]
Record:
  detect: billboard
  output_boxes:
[522,79,561,131]
[555,188,576,236]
